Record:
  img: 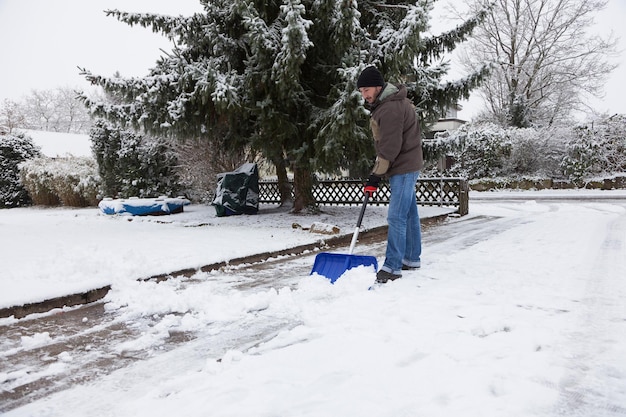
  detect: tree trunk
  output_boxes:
[272,156,293,206]
[292,164,318,214]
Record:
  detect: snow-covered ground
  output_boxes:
[22,129,92,158]
[0,201,452,310]
[2,190,626,416]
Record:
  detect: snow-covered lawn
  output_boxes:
[0,201,452,309]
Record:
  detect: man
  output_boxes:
[357,65,424,283]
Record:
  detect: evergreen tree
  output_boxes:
[0,132,41,208]
[508,95,532,128]
[90,121,181,198]
[80,0,489,212]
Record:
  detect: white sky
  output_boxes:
[0,0,624,120]
[0,0,203,101]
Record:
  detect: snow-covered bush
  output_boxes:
[421,133,462,175]
[422,134,461,164]
[560,127,599,183]
[435,123,513,178]
[561,115,626,184]
[504,127,569,178]
[19,157,100,207]
[0,132,41,207]
[503,128,543,175]
[90,121,182,198]
[429,120,623,185]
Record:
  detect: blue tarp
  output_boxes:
[98,197,190,216]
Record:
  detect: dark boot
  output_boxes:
[376,270,402,284]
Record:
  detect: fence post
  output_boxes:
[458,179,469,216]
[439,177,444,207]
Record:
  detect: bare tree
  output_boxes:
[24,89,57,131]
[174,136,259,203]
[55,87,92,133]
[0,99,27,133]
[1,87,94,133]
[456,0,618,127]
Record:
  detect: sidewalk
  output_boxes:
[470,188,626,200]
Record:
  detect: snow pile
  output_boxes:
[308,221,341,234]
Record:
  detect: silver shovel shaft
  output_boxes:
[348,194,370,254]
[348,226,360,254]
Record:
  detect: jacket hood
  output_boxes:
[370,83,404,110]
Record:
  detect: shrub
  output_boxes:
[19,157,100,207]
[504,127,569,179]
[437,123,513,178]
[90,120,182,198]
[0,132,41,207]
[561,115,626,184]
[430,120,624,186]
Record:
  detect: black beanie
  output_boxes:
[357,66,385,88]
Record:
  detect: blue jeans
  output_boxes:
[381,171,422,275]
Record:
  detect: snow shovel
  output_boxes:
[310,194,378,283]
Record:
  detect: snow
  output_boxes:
[0,202,396,309]
[2,190,626,416]
[21,129,93,158]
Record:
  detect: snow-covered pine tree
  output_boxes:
[79,0,489,212]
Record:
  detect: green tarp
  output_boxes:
[212,163,259,217]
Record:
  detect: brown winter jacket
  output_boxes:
[368,83,423,177]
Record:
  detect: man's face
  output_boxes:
[359,86,382,104]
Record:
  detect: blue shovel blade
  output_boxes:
[310,252,378,283]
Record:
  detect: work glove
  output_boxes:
[364,174,381,197]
